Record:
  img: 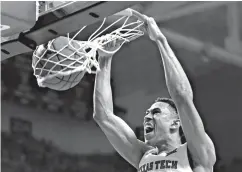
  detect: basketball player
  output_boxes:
[93,13,216,172]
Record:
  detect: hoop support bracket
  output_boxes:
[1,1,140,61]
[19,32,37,50]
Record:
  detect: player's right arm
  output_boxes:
[93,54,150,169]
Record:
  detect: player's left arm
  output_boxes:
[153,22,216,169]
[137,15,216,169]
[162,43,216,170]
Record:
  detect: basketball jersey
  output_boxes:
[138,143,193,172]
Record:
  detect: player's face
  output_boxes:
[143,102,175,145]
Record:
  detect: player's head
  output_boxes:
[143,97,181,145]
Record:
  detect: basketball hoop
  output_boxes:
[32,8,145,89]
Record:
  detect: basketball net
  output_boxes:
[32,8,144,87]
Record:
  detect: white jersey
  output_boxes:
[138,143,193,172]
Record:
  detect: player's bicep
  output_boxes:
[94,114,148,169]
[175,96,216,167]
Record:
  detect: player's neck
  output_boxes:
[155,135,181,154]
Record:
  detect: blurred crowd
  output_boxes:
[2,50,242,172]
[1,55,125,121]
[1,55,95,120]
[1,131,135,172]
[2,131,242,172]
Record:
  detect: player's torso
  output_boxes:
[138,143,193,172]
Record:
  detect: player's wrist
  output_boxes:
[156,33,166,43]
[99,54,113,58]
[98,56,113,69]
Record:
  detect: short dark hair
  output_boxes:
[154,97,178,114]
[155,97,186,143]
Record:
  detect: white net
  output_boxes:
[32,8,144,87]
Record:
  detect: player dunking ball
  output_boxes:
[93,11,216,172]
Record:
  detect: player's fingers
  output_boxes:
[112,38,116,47]
[145,17,156,28]
[131,9,149,22]
[149,17,156,23]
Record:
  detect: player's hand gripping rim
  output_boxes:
[131,9,166,42]
[97,35,124,58]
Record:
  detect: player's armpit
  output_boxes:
[94,113,151,169]
[173,95,216,169]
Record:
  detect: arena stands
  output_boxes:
[1,131,135,172]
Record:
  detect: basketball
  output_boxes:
[33,36,87,91]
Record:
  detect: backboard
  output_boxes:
[1,1,140,61]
